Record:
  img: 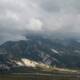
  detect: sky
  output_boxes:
[0,0,80,43]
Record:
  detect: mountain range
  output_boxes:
[0,34,80,72]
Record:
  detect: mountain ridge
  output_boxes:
[0,35,80,73]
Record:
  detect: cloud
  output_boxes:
[0,0,42,43]
[39,0,80,33]
[0,0,80,44]
[28,18,43,31]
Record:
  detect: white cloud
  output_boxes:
[0,0,80,43]
[28,18,43,31]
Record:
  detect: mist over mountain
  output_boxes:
[0,0,80,44]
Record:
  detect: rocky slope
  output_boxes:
[0,35,80,72]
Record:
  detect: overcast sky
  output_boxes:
[0,0,80,43]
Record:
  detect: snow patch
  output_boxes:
[15,58,51,69]
[15,61,24,66]
[51,49,59,54]
[15,58,38,67]
[21,58,38,67]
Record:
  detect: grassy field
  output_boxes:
[0,66,80,80]
[0,74,80,80]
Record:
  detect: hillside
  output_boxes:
[0,35,80,73]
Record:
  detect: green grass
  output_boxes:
[0,66,80,80]
[0,74,79,80]
[0,72,79,80]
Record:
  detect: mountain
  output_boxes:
[0,34,80,72]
